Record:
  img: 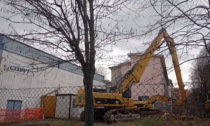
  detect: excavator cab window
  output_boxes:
[108,86,117,93]
[122,88,131,98]
[93,85,107,92]
[138,96,149,101]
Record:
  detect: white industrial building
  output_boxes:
[0,34,105,120]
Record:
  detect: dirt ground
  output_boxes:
[1,113,210,126]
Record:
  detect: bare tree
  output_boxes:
[131,0,210,57]
[191,47,210,104]
[130,0,210,93]
[0,0,133,125]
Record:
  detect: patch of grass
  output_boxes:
[1,118,84,126]
[138,115,163,126]
[1,115,164,126]
[44,118,84,126]
[4,114,210,126]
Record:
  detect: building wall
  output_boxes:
[0,50,104,89]
[110,61,130,85]
[0,87,82,118]
[0,34,105,87]
[0,34,105,119]
[0,88,56,110]
[0,50,103,118]
[110,53,171,100]
[55,95,71,118]
[54,94,82,118]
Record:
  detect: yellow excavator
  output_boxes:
[75,28,186,123]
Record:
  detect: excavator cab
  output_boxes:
[108,85,131,98]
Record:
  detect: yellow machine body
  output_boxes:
[75,29,187,122]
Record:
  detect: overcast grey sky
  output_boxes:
[0,1,203,87]
[96,2,202,87]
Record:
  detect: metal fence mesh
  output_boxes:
[0,85,209,126]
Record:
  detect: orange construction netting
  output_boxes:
[0,108,43,123]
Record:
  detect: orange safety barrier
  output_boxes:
[24,108,43,120]
[0,108,43,123]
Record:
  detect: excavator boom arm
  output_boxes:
[116,29,186,105]
[116,30,164,94]
[162,31,186,105]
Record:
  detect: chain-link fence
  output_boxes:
[0,85,209,126]
[0,86,81,125]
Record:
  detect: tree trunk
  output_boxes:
[84,74,94,126]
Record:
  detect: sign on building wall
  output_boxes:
[8,62,30,74]
[4,58,31,75]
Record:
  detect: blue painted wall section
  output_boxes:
[0,34,104,82]
[0,35,4,60]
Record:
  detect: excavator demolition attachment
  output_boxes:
[75,29,186,123]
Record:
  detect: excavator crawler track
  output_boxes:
[104,109,140,124]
